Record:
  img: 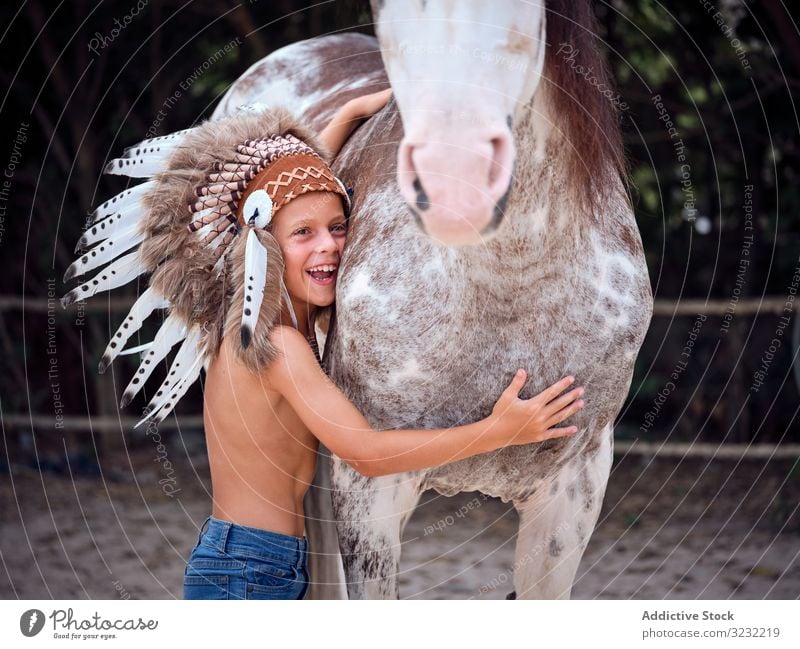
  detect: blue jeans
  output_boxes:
[183,516,309,600]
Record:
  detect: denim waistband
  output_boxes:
[198,516,308,568]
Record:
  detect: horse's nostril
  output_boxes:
[412,176,430,211]
[481,162,514,238]
[488,135,510,187]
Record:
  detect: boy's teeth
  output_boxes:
[308,264,336,272]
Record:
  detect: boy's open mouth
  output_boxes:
[306,264,338,286]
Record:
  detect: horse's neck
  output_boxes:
[450,89,579,281]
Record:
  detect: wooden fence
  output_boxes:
[2,294,797,459]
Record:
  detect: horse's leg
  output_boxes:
[331,465,423,599]
[511,424,613,599]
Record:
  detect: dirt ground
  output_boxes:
[1,440,798,600]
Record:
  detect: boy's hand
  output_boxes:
[490,370,584,446]
[319,89,393,156]
[345,88,393,120]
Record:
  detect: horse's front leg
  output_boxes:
[511,424,613,599]
[331,461,423,599]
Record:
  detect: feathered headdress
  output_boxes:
[62,106,351,427]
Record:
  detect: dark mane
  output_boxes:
[544,0,629,214]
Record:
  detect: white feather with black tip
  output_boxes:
[135,326,203,427]
[106,130,194,179]
[138,356,204,426]
[78,188,155,253]
[121,128,196,154]
[79,210,146,251]
[64,225,145,281]
[137,330,204,427]
[239,190,273,348]
[119,313,187,407]
[240,229,268,349]
[61,251,145,307]
[98,287,169,373]
[117,342,153,356]
[105,150,177,179]
[87,181,155,225]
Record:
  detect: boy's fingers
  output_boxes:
[543,426,578,439]
[546,400,584,427]
[504,369,526,398]
[537,375,575,403]
[542,387,584,415]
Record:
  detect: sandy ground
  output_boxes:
[1,441,798,600]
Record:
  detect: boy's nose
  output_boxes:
[315,231,336,252]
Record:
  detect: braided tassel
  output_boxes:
[188,207,236,233]
[211,161,254,173]
[233,153,268,165]
[196,180,248,196]
[213,227,237,257]
[189,192,242,212]
[206,169,256,184]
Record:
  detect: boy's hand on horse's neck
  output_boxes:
[319,88,392,156]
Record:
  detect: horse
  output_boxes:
[212,0,653,599]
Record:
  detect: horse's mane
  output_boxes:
[544,1,629,215]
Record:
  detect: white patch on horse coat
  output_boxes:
[387,357,427,387]
[587,235,639,337]
[343,271,392,309]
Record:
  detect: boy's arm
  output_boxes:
[318,89,392,157]
[264,326,581,477]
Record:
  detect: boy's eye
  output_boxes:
[331,223,347,233]
[293,227,310,235]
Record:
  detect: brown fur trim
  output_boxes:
[136,106,325,369]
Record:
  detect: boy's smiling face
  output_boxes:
[270,191,348,308]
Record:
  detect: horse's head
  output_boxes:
[372,0,547,246]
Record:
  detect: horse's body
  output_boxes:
[213,1,652,599]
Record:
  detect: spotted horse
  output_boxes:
[213,0,653,599]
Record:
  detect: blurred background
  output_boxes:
[0,0,798,599]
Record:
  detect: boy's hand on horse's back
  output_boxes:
[321,89,393,155]
[347,88,393,120]
[489,370,584,447]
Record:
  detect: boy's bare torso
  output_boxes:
[202,336,318,537]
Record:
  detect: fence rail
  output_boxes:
[2,413,798,460]
[3,294,796,455]
[2,414,204,431]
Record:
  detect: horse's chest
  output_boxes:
[330,252,616,426]
[327,236,648,498]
